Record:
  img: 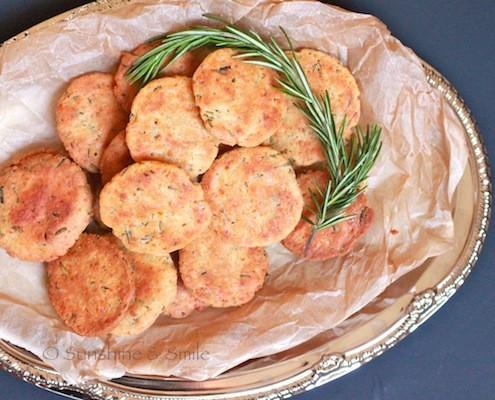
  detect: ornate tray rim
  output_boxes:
[0,1,491,399]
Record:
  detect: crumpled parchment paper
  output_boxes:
[0,0,468,383]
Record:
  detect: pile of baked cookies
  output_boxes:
[0,40,373,337]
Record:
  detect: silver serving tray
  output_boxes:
[0,1,491,399]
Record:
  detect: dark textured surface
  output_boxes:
[0,1,494,399]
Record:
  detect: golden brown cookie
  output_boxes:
[201,147,303,247]
[112,248,177,336]
[282,170,374,260]
[126,76,218,177]
[100,130,134,185]
[56,72,128,173]
[0,152,93,262]
[46,234,134,336]
[265,49,361,167]
[99,161,211,254]
[162,280,209,319]
[193,48,288,147]
[179,225,268,308]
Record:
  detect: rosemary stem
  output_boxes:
[304,226,318,257]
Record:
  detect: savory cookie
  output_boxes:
[56,72,128,173]
[282,170,374,260]
[162,280,210,319]
[0,152,93,262]
[99,161,211,254]
[100,130,134,185]
[179,225,268,308]
[201,147,303,247]
[46,234,135,336]
[114,41,206,112]
[126,77,219,177]
[112,247,177,336]
[265,49,361,167]
[192,48,288,147]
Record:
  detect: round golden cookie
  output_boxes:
[192,48,288,147]
[282,170,374,260]
[99,161,211,254]
[201,147,303,247]
[265,49,361,167]
[126,76,219,177]
[112,248,177,336]
[56,72,128,173]
[179,225,268,308]
[163,280,209,319]
[114,41,206,113]
[46,234,135,337]
[100,130,134,185]
[0,152,93,262]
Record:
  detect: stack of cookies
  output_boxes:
[0,40,373,337]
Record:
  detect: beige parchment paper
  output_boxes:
[0,0,468,383]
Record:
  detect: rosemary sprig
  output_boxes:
[127,15,382,250]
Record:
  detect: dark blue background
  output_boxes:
[0,1,494,399]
